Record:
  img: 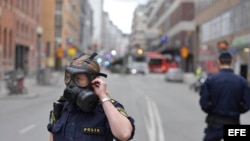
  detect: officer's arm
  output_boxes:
[199,78,212,113]
[102,99,133,141]
[240,81,250,113]
[49,133,53,141]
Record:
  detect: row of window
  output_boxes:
[0,0,39,18]
[195,0,217,14]
[0,26,14,59]
[16,21,36,42]
[200,0,250,43]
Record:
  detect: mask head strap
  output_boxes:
[68,52,108,78]
[83,52,97,64]
[97,73,107,78]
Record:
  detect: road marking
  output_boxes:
[144,96,165,141]
[19,123,38,134]
[134,86,165,141]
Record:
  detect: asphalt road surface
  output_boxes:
[0,71,250,141]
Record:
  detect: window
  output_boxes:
[16,21,19,36]
[56,1,62,11]
[133,56,147,62]
[21,24,24,38]
[55,15,62,26]
[213,16,222,39]
[0,26,1,45]
[9,30,12,58]
[222,12,231,36]
[27,0,30,15]
[46,42,50,57]
[233,5,241,32]
[3,28,7,58]
[55,26,62,37]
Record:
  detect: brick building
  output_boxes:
[0,0,41,78]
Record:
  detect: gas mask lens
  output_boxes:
[65,72,71,85]
[65,72,89,87]
[74,73,89,87]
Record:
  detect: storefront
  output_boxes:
[232,34,250,83]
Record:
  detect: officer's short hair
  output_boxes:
[71,54,100,73]
[218,52,232,65]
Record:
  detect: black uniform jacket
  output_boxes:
[199,69,250,120]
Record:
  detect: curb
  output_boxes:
[0,71,63,99]
[0,77,37,99]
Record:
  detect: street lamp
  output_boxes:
[36,26,43,84]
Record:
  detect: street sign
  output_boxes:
[218,40,228,50]
[161,35,168,43]
[180,46,189,58]
[68,47,77,56]
[57,47,63,58]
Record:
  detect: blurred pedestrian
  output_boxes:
[47,52,135,141]
[199,51,250,141]
[195,65,203,78]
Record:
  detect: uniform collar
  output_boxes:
[220,68,233,73]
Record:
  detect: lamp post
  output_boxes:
[36,26,43,84]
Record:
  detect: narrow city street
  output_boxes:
[1,71,250,141]
[1,0,250,140]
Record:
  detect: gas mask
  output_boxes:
[63,52,107,112]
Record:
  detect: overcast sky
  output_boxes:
[103,0,148,34]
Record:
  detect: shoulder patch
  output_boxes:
[57,96,66,102]
[116,107,128,117]
[110,99,115,103]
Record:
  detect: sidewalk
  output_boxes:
[0,71,63,99]
[0,76,38,99]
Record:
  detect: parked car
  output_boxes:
[165,68,184,82]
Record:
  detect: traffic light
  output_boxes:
[137,49,143,55]
[56,47,63,58]
[180,46,189,58]
[218,40,228,50]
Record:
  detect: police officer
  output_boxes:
[47,52,135,141]
[199,51,250,141]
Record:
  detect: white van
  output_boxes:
[127,54,149,74]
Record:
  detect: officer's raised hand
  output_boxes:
[91,77,108,99]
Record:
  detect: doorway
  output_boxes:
[240,64,248,79]
[15,45,29,75]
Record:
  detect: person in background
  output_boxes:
[195,65,203,78]
[199,51,250,141]
[47,52,135,141]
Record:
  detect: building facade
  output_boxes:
[101,11,128,66]
[62,0,81,61]
[80,0,93,53]
[130,4,148,52]
[0,0,41,77]
[147,0,195,72]
[41,0,87,70]
[89,0,104,51]
[41,0,57,69]
[195,0,250,82]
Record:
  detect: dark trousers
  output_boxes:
[203,124,223,141]
[203,114,239,141]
